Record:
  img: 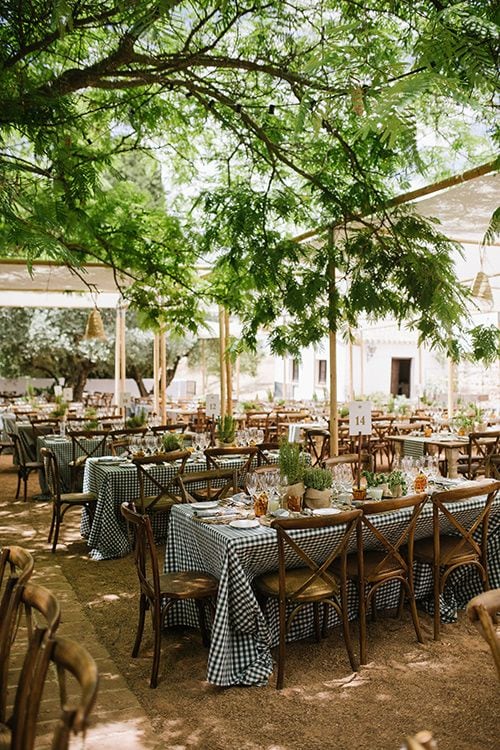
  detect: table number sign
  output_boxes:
[53,385,63,397]
[349,401,372,436]
[62,387,73,402]
[206,394,221,419]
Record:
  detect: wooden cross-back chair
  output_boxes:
[10,433,44,502]
[256,441,280,466]
[304,428,330,466]
[369,418,396,472]
[205,445,258,490]
[176,468,238,504]
[341,493,428,665]
[120,502,218,688]
[109,426,148,456]
[466,588,500,681]
[6,632,98,750]
[67,429,110,491]
[0,545,34,626]
[42,447,97,553]
[413,478,500,640]
[323,452,373,477]
[0,582,61,729]
[254,510,362,689]
[457,431,500,480]
[132,451,190,517]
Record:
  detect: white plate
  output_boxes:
[311,507,342,515]
[192,501,218,510]
[229,519,260,529]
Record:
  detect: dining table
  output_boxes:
[388,433,472,478]
[81,450,280,560]
[164,480,500,687]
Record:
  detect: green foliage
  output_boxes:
[126,409,148,428]
[278,440,307,485]
[303,467,332,491]
[216,415,236,443]
[362,471,388,488]
[387,470,407,495]
[161,433,183,452]
[51,397,68,418]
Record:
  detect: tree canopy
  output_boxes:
[0,1,498,357]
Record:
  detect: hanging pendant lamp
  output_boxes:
[471,271,494,311]
[83,309,107,341]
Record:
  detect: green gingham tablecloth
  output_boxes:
[37,435,108,493]
[82,452,279,560]
[164,492,500,687]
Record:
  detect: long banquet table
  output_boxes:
[164,482,500,687]
[82,451,279,560]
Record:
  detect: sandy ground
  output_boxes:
[0,454,498,750]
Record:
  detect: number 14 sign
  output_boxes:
[349,401,372,436]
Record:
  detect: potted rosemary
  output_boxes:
[216,415,236,445]
[303,467,332,509]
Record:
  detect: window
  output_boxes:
[292,359,300,382]
[317,359,327,385]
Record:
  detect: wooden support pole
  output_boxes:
[153,332,160,417]
[447,358,455,420]
[218,306,227,418]
[359,330,365,397]
[328,228,339,456]
[224,309,232,417]
[159,326,167,424]
[348,334,354,401]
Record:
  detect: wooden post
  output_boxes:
[153,332,160,418]
[159,326,167,424]
[328,227,339,456]
[120,306,126,418]
[114,303,126,415]
[224,309,232,416]
[201,338,207,395]
[218,306,227,418]
[348,334,354,401]
[359,330,365,397]
[447,357,455,420]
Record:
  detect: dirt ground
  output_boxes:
[1,454,498,750]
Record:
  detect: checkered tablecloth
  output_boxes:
[37,436,107,493]
[82,453,278,560]
[164,494,500,687]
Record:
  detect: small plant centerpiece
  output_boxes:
[303,467,333,509]
[126,408,148,429]
[278,440,308,511]
[83,407,99,430]
[453,412,474,436]
[387,469,407,498]
[51,396,69,419]
[161,432,184,453]
[362,470,387,499]
[216,415,236,445]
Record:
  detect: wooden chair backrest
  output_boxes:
[41,447,62,502]
[67,429,109,463]
[359,493,428,579]
[10,433,30,468]
[176,469,238,503]
[0,545,34,625]
[324,452,373,476]
[1,582,61,729]
[205,445,258,474]
[133,451,190,511]
[150,423,187,435]
[486,453,500,479]
[431,479,500,566]
[120,503,160,603]
[271,510,362,600]
[464,431,500,477]
[466,588,500,681]
[15,635,98,750]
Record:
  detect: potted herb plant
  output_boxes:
[303,467,333,509]
[278,440,307,510]
[362,470,387,499]
[161,433,183,452]
[216,415,236,445]
[126,408,148,429]
[387,469,407,498]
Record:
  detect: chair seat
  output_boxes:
[338,550,406,581]
[60,491,97,504]
[158,571,218,599]
[255,567,339,601]
[25,461,43,470]
[141,495,179,511]
[413,535,477,564]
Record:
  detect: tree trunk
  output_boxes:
[67,361,93,401]
[129,364,148,397]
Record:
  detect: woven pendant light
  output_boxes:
[83,309,107,341]
[471,270,493,311]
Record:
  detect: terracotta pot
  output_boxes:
[304,487,331,510]
[352,487,367,502]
